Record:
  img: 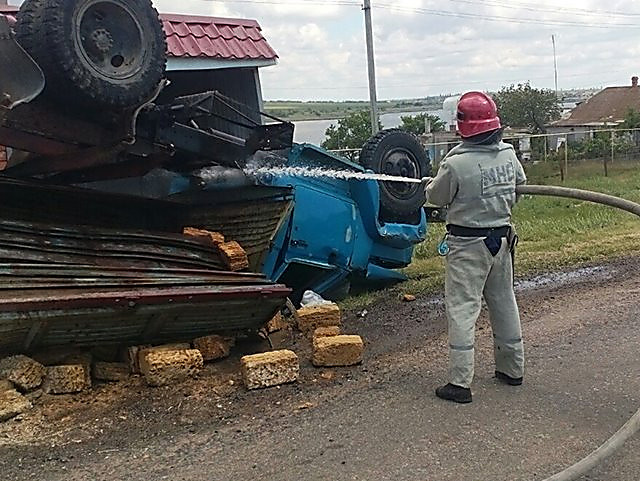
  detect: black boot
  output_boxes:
[495,371,523,386]
[435,383,472,404]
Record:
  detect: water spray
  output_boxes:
[241,165,429,185]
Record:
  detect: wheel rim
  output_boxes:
[381,147,421,200]
[75,0,145,81]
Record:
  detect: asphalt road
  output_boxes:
[1,258,639,481]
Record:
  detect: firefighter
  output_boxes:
[424,91,527,404]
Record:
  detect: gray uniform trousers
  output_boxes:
[445,234,524,388]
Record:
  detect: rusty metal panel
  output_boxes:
[0,220,226,270]
[0,178,293,271]
[185,194,293,270]
[0,186,292,355]
[0,176,184,231]
[0,284,289,355]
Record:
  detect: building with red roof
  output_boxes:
[547,76,640,150]
[162,13,278,70]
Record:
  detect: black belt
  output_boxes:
[447,225,510,238]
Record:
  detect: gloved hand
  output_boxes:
[421,177,433,186]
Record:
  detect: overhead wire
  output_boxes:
[200,0,361,6]
[446,0,640,19]
[202,0,640,28]
[373,3,640,29]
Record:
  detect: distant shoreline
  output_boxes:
[265,106,442,122]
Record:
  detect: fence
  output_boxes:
[330,127,640,181]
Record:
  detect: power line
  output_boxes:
[200,0,360,6]
[446,0,640,19]
[374,3,640,29]
[201,0,640,27]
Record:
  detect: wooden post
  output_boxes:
[559,142,565,182]
[564,140,569,180]
[363,0,379,135]
[611,129,615,167]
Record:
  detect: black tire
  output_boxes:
[360,128,432,223]
[14,0,46,58]
[16,0,166,110]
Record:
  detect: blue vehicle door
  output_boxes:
[287,182,356,270]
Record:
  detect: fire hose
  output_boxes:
[518,185,640,481]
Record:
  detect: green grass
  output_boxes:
[342,158,640,310]
[264,99,444,121]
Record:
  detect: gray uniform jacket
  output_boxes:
[425,141,527,228]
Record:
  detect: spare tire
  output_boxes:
[360,128,431,223]
[16,0,166,110]
[14,0,46,60]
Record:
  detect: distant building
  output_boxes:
[441,96,461,132]
[547,76,640,149]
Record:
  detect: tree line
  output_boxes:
[321,82,562,150]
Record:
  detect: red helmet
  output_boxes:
[456,91,501,138]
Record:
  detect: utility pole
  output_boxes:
[551,34,559,99]
[363,0,379,135]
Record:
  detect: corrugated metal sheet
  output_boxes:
[0,220,226,270]
[0,180,293,355]
[0,176,183,232]
[0,284,289,355]
[161,14,278,61]
[0,177,292,267]
[0,220,290,355]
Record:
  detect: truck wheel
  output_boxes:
[14,0,46,59]
[16,0,166,109]
[360,128,431,223]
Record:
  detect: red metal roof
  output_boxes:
[0,7,278,62]
[161,13,278,61]
[553,83,640,127]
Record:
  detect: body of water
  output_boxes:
[293,110,446,146]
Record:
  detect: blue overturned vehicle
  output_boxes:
[180,127,432,301]
[227,130,431,301]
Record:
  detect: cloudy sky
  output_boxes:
[10,0,640,101]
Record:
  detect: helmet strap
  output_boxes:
[464,128,503,145]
